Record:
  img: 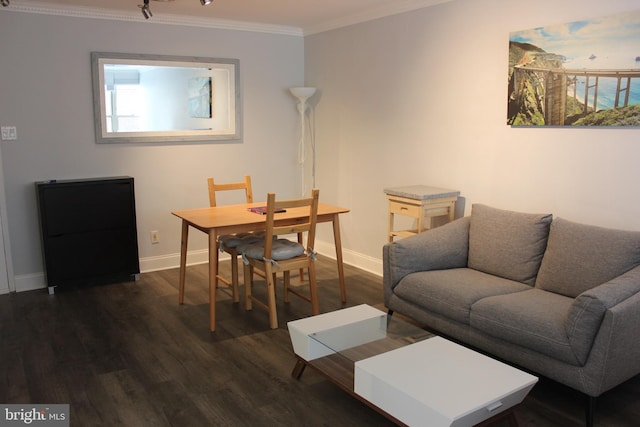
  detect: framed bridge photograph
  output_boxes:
[507,10,640,126]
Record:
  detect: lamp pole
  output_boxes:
[289,87,317,197]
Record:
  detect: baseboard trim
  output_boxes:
[139,248,212,272]
[14,272,46,293]
[313,240,383,277]
[13,240,383,293]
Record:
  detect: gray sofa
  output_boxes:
[383,204,640,424]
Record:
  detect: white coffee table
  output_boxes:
[288,304,538,427]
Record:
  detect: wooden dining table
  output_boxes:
[172,202,350,331]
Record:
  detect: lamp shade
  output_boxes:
[290,87,316,101]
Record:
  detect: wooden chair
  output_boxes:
[239,189,320,329]
[208,175,253,209]
[207,175,259,303]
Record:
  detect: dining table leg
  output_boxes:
[178,220,189,305]
[332,214,347,303]
[209,230,219,332]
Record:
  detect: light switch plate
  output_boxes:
[1,126,17,141]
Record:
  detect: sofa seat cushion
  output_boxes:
[535,217,640,298]
[468,204,552,285]
[471,289,580,365]
[393,268,531,325]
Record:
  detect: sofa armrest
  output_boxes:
[566,264,640,366]
[383,216,470,304]
[593,287,640,394]
[580,264,640,307]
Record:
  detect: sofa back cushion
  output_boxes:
[468,204,552,285]
[535,218,640,297]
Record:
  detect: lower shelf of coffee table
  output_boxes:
[294,353,520,427]
[294,353,408,426]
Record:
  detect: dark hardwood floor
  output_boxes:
[1,256,638,426]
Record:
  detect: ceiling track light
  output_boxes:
[138,0,210,19]
[1,0,10,7]
[139,0,152,19]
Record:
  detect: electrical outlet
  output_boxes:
[150,230,160,244]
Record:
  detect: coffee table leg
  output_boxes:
[291,357,307,379]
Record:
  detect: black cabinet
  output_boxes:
[36,177,140,292]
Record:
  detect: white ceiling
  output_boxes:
[7,0,455,34]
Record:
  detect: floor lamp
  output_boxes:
[289,87,317,197]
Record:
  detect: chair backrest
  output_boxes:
[263,189,320,258]
[208,175,253,207]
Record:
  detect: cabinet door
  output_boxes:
[39,180,135,235]
[36,177,140,288]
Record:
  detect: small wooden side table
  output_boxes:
[384,185,460,242]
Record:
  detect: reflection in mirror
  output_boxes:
[91,52,241,143]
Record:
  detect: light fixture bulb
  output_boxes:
[289,87,317,102]
[200,0,213,5]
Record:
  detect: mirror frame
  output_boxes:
[91,52,241,144]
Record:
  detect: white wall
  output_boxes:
[0,12,305,290]
[305,0,640,273]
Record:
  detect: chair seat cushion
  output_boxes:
[219,231,266,251]
[239,238,305,262]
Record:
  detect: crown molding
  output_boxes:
[5,0,450,37]
[303,0,449,36]
[4,1,304,36]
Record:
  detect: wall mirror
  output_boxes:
[91,52,241,143]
